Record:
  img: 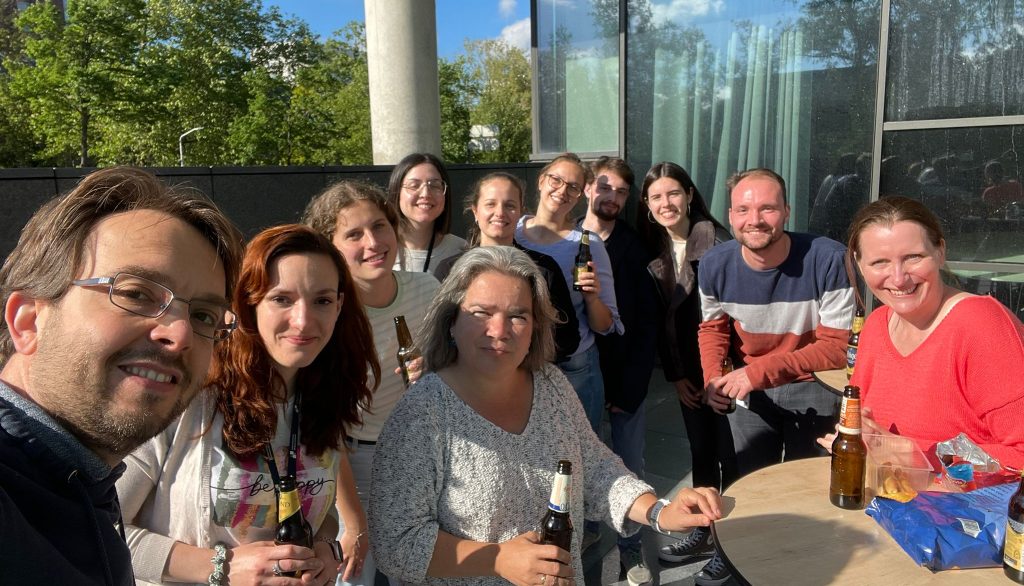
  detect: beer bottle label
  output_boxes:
[837,397,861,435]
[278,488,302,522]
[1006,518,1024,571]
[548,472,570,513]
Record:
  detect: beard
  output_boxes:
[593,201,621,222]
[30,316,200,461]
[735,226,782,252]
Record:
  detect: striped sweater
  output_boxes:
[697,232,855,389]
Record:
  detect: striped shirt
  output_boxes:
[697,232,855,389]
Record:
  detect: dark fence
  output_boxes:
[0,162,546,262]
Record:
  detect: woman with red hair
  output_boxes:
[117,224,380,585]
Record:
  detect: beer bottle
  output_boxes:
[394,315,420,387]
[721,357,736,414]
[539,460,574,553]
[829,385,867,509]
[846,308,865,380]
[1004,469,1024,583]
[573,231,592,292]
[274,476,313,576]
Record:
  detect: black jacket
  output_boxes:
[647,219,731,386]
[0,383,133,585]
[589,219,660,413]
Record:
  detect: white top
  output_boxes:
[513,216,624,357]
[351,270,440,442]
[116,390,340,585]
[395,233,468,276]
[369,364,652,585]
[672,238,688,275]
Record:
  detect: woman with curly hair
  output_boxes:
[117,224,380,585]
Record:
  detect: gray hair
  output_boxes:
[418,246,558,372]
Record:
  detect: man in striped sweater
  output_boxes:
[662,168,854,585]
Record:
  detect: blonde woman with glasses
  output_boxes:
[387,152,467,276]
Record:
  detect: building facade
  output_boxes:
[532,0,1024,317]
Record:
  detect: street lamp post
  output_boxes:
[178,127,204,167]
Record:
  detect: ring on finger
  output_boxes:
[540,574,547,585]
[272,561,284,576]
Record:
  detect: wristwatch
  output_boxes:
[316,537,343,561]
[647,498,671,535]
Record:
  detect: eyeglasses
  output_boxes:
[71,272,238,341]
[645,189,688,206]
[543,173,583,198]
[402,179,448,195]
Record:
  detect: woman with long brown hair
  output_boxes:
[117,224,380,585]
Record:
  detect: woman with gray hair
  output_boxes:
[368,246,723,586]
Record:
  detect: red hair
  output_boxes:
[209,224,380,457]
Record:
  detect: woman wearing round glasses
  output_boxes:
[387,152,467,276]
[117,225,380,585]
[514,152,623,436]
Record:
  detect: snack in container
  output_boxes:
[864,433,933,503]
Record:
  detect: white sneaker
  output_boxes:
[620,547,652,586]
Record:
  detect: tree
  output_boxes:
[439,54,476,163]
[465,39,531,163]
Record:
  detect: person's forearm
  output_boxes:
[427,531,500,578]
[165,541,216,584]
[625,492,658,526]
[335,450,368,536]
[585,296,613,332]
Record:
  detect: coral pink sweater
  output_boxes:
[851,295,1024,469]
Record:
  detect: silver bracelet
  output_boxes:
[209,543,227,586]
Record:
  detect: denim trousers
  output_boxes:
[609,404,647,550]
[728,380,840,478]
[557,343,605,435]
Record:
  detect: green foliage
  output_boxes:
[0,3,531,167]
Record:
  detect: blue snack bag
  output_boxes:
[865,482,1018,570]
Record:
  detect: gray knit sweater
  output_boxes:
[369,363,652,585]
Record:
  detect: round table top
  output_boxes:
[712,457,1007,585]
[813,368,849,395]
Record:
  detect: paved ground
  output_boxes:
[581,367,740,586]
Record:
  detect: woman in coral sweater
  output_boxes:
[819,197,1024,469]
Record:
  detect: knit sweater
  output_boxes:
[697,232,855,388]
[368,364,652,585]
[850,295,1024,469]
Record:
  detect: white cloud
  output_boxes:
[499,0,517,19]
[500,18,531,53]
[651,0,725,25]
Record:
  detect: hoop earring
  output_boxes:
[687,201,691,217]
[647,209,656,223]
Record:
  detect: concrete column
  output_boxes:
[364,0,442,164]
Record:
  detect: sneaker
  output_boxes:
[619,547,652,586]
[581,529,601,553]
[657,525,714,563]
[693,551,731,586]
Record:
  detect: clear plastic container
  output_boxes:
[864,433,935,500]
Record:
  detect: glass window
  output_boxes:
[624,0,879,232]
[881,125,1024,265]
[887,0,1024,122]
[535,0,619,155]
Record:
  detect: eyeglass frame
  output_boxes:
[543,173,583,198]
[401,179,448,195]
[70,272,238,341]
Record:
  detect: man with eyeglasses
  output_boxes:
[0,167,242,584]
[579,157,660,585]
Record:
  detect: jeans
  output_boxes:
[728,380,840,478]
[679,402,738,491]
[610,404,646,550]
[557,344,605,436]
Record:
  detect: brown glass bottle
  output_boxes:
[829,385,867,510]
[275,476,313,576]
[846,308,865,380]
[572,231,592,292]
[1004,469,1024,583]
[394,315,420,387]
[539,460,574,553]
[721,357,736,414]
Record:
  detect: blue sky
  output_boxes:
[267,0,532,58]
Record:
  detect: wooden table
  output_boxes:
[712,457,1006,585]
[812,368,848,396]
